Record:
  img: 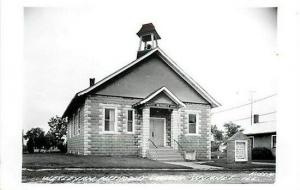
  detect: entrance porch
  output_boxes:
[139,107,181,158]
[132,86,186,158]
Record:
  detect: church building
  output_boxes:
[62,23,220,160]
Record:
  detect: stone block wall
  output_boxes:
[67,94,212,159]
[67,103,85,155]
[177,103,211,160]
[84,95,141,156]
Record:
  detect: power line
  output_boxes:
[212,93,277,114]
[230,116,251,122]
[226,111,276,123]
[227,111,276,123]
[259,111,277,116]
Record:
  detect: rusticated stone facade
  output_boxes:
[67,95,212,160]
[67,102,85,155]
[177,104,211,160]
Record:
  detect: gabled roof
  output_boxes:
[62,47,220,117]
[227,131,248,141]
[133,86,186,108]
[77,47,220,105]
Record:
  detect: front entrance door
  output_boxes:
[149,118,165,147]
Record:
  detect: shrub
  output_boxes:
[22,145,27,154]
[252,147,274,160]
[211,141,220,152]
[57,141,67,153]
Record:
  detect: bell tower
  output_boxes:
[136,23,161,58]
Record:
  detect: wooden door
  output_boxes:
[150,118,165,147]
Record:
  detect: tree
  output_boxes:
[211,125,224,142]
[24,127,46,152]
[211,125,224,152]
[47,116,67,152]
[26,137,34,154]
[223,122,243,139]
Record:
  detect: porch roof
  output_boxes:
[132,86,185,108]
[243,121,276,135]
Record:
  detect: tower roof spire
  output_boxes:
[137,23,161,42]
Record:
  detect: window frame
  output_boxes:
[102,106,118,134]
[73,113,76,136]
[235,140,248,162]
[126,109,135,134]
[77,108,81,135]
[248,136,254,149]
[271,135,276,148]
[68,117,71,138]
[186,111,199,135]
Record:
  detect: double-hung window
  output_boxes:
[188,113,197,134]
[68,120,71,138]
[127,110,134,133]
[104,108,116,132]
[73,114,76,136]
[77,109,81,135]
[271,135,276,148]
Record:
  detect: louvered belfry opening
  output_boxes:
[136,23,161,58]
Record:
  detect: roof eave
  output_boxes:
[62,94,79,118]
[244,131,276,135]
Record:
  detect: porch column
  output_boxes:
[141,107,150,157]
[171,109,180,150]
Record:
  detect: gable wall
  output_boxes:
[95,54,209,104]
[148,92,177,105]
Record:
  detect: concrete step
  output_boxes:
[147,147,184,161]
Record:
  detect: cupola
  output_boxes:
[136,23,161,58]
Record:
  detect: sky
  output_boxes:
[23,3,277,132]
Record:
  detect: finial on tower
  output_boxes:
[136,23,161,58]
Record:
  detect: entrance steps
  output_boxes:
[147,147,184,161]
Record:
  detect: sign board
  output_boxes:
[235,140,248,162]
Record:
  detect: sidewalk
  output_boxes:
[251,162,276,166]
[163,161,224,170]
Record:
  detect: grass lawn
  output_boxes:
[22,153,191,169]
[201,159,275,170]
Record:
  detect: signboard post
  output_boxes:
[235,140,248,162]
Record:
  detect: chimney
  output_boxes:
[89,78,95,87]
[253,114,259,124]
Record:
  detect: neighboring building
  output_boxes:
[211,94,276,156]
[243,122,276,156]
[62,23,220,160]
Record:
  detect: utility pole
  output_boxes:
[249,91,256,126]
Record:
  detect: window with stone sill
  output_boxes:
[77,108,81,135]
[188,113,197,134]
[104,108,116,132]
[127,110,134,133]
[73,114,76,136]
